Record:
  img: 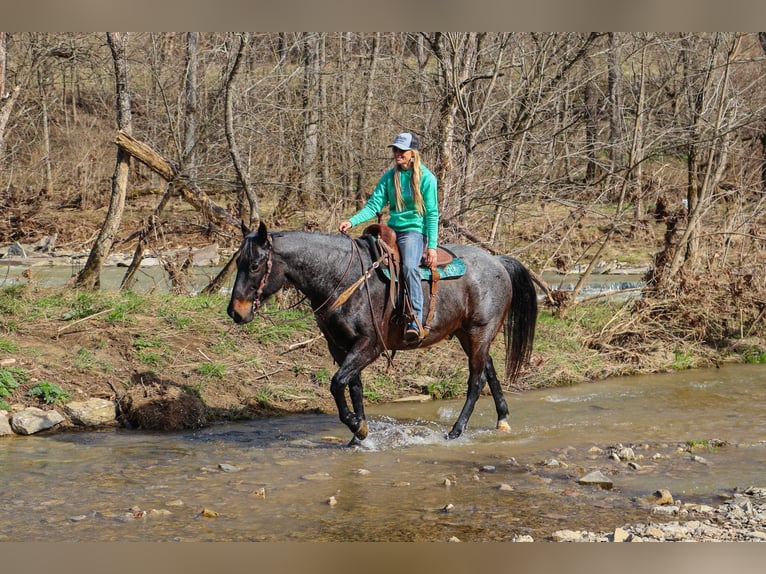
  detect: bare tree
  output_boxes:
[0,32,21,156]
[75,32,132,290]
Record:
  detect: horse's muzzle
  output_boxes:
[227,298,254,324]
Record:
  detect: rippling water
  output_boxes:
[1,364,764,541]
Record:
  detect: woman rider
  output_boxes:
[339,132,439,342]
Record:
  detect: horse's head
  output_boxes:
[227,221,274,324]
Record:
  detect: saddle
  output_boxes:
[363,223,455,268]
[362,223,452,339]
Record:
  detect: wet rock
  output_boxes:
[577,470,613,489]
[0,411,12,436]
[64,398,116,426]
[441,503,454,513]
[551,529,587,542]
[650,505,679,516]
[497,483,514,492]
[617,447,636,461]
[745,486,766,498]
[691,454,709,465]
[218,463,241,472]
[448,536,461,542]
[513,535,534,542]
[10,407,65,435]
[353,468,371,476]
[612,527,631,542]
[327,496,338,507]
[479,465,496,472]
[651,489,675,505]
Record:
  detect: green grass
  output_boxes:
[27,381,70,405]
[0,366,27,410]
[195,362,227,379]
[241,306,315,343]
[0,338,19,352]
[0,285,27,315]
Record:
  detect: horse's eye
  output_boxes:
[250,261,264,274]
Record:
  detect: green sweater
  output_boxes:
[349,164,439,249]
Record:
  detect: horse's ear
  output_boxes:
[257,220,269,245]
[240,220,251,237]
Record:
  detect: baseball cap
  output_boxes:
[388,132,419,151]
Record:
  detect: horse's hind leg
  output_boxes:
[484,355,511,432]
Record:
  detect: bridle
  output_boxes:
[252,249,272,311]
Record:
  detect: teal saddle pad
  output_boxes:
[381,257,466,281]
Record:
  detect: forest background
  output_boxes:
[0,32,764,426]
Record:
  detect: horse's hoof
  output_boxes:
[446,428,462,440]
[347,435,364,447]
[354,420,368,441]
[496,420,511,432]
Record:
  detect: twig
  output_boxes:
[55,308,114,337]
[253,368,285,381]
[280,334,325,355]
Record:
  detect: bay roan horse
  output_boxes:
[227,221,538,444]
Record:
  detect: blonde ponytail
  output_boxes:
[393,151,424,214]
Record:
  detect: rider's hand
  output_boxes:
[339,221,352,233]
[425,248,437,267]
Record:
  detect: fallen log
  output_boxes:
[114,130,240,230]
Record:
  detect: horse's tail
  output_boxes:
[496,255,538,384]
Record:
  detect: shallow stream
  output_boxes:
[1,364,764,541]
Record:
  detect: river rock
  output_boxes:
[64,398,116,426]
[0,411,13,436]
[577,470,613,489]
[612,527,631,542]
[10,407,65,435]
[651,488,674,505]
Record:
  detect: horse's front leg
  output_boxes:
[329,344,375,442]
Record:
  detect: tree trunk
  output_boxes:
[298,32,320,205]
[38,68,54,195]
[354,32,380,209]
[75,32,132,290]
[607,32,622,184]
[224,32,258,228]
[583,45,598,184]
[182,31,199,177]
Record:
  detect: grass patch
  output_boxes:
[196,362,227,379]
[0,366,28,410]
[27,381,70,405]
[0,338,19,352]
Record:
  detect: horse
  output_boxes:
[227,221,538,444]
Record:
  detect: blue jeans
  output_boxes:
[396,231,425,326]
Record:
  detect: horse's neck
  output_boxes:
[277,232,362,300]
